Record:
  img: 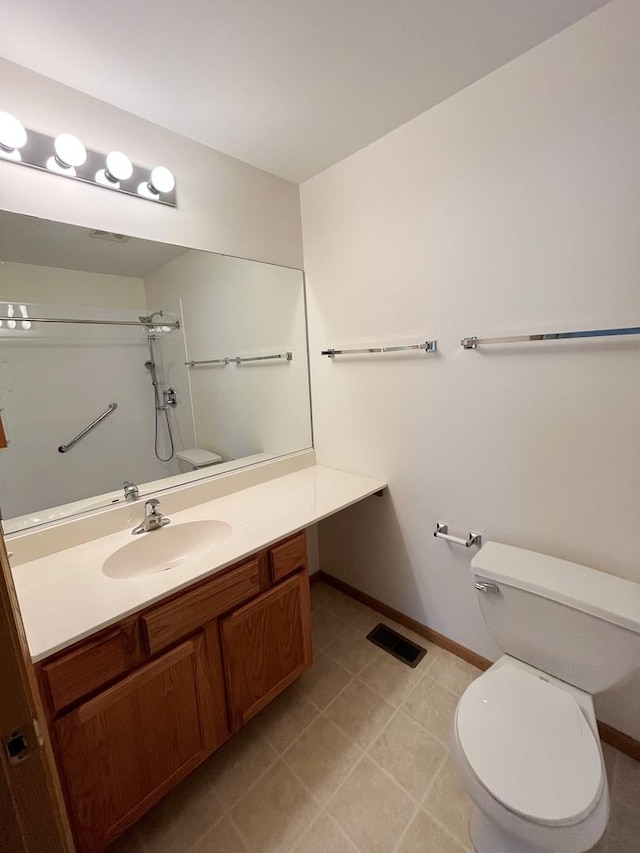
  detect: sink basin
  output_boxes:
[103,520,233,579]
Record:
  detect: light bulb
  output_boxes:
[19,305,31,330]
[106,151,133,182]
[96,151,133,188]
[53,133,87,168]
[0,147,21,162]
[95,169,112,186]
[149,166,175,194]
[7,304,15,330]
[137,181,156,199]
[0,112,27,152]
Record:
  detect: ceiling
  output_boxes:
[0,212,188,277]
[0,0,611,183]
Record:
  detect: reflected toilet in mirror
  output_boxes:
[174,449,223,473]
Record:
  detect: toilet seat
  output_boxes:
[455,663,603,827]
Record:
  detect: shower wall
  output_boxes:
[0,261,179,520]
[144,250,310,463]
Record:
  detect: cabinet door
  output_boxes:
[221,572,312,730]
[55,634,215,852]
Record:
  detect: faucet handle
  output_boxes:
[146,498,160,510]
[123,480,139,500]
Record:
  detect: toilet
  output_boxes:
[450,542,640,853]
[175,448,223,473]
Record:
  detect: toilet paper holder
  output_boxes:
[434,522,482,549]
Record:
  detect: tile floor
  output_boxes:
[112,582,640,853]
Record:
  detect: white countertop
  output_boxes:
[13,465,386,662]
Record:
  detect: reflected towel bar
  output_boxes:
[461,326,640,350]
[321,340,437,358]
[59,402,118,453]
[233,352,292,364]
[434,521,482,549]
[186,352,292,367]
[185,357,230,367]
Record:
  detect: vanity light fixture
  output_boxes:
[0,112,177,206]
[0,112,28,161]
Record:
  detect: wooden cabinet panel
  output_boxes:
[142,558,260,655]
[221,572,312,730]
[55,635,215,852]
[269,531,307,582]
[42,621,140,714]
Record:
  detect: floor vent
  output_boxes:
[366,623,427,668]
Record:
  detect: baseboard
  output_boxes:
[598,721,640,762]
[317,571,491,672]
[317,570,640,764]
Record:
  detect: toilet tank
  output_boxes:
[472,542,640,694]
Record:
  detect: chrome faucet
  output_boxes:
[132,499,171,535]
[123,480,139,501]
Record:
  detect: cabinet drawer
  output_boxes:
[142,558,260,655]
[43,623,138,713]
[269,531,307,583]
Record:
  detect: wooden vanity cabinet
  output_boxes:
[54,634,216,852]
[38,530,311,853]
[222,570,312,729]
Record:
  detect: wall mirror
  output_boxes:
[0,211,312,534]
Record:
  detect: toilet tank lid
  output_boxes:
[175,449,223,466]
[472,542,640,635]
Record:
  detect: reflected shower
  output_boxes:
[139,311,178,463]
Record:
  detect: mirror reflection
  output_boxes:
[0,212,312,533]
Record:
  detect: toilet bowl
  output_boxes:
[451,542,640,853]
[175,448,223,473]
[450,657,608,852]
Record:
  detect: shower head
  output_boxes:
[139,310,179,337]
[138,311,165,325]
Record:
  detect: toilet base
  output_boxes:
[470,807,541,853]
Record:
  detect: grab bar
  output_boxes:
[58,402,118,453]
[461,325,640,350]
[434,521,482,548]
[321,340,437,358]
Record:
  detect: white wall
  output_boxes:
[301,0,640,739]
[144,250,312,461]
[0,59,302,269]
[0,262,146,308]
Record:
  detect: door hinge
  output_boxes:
[3,719,42,765]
